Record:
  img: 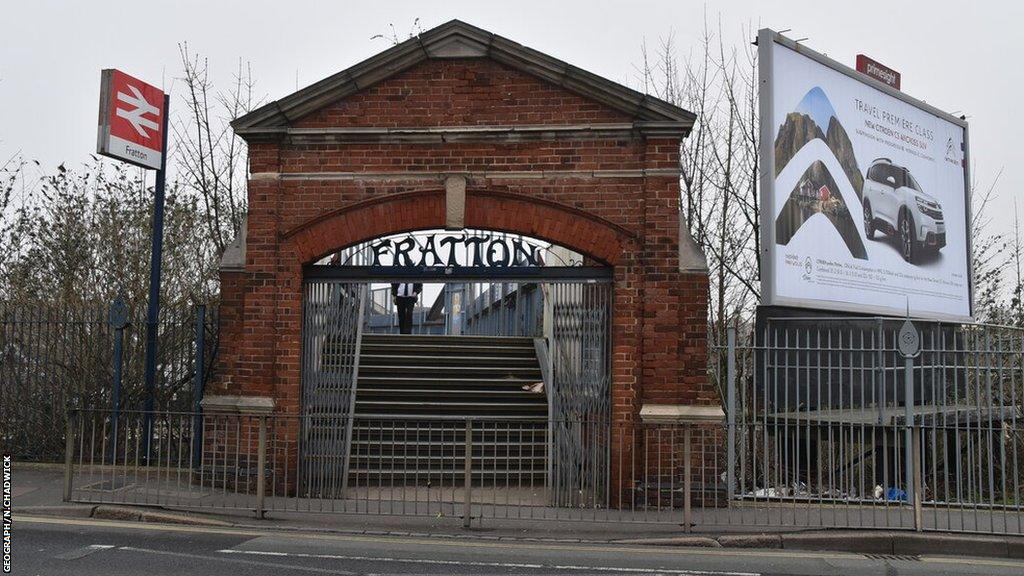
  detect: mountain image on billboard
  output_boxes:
[774,87,869,258]
[776,88,864,195]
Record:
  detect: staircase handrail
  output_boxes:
[533,337,555,491]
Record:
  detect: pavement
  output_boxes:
[12,462,1024,562]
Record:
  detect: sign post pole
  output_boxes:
[97,69,169,462]
[142,93,171,462]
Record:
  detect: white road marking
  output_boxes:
[218,548,761,575]
[55,544,115,560]
[117,546,356,574]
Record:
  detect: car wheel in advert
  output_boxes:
[899,211,915,263]
[863,200,875,240]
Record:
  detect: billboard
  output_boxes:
[758,29,972,321]
[97,69,166,170]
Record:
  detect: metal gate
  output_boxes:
[298,281,367,497]
[547,282,612,507]
[296,270,613,507]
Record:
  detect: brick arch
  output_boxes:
[283,189,635,266]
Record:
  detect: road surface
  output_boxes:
[12,515,1024,575]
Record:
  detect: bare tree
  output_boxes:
[173,43,255,255]
[638,16,761,346]
[969,168,1008,323]
[0,155,29,274]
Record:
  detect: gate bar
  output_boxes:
[463,419,473,528]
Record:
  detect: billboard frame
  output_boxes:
[757,28,973,322]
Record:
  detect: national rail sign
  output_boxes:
[97,69,166,170]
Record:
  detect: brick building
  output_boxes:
[209,20,715,501]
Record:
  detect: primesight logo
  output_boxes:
[857,54,901,90]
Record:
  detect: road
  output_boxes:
[11,515,1024,576]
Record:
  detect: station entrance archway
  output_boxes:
[212,20,713,511]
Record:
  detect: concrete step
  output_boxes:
[349,450,546,463]
[348,427,548,443]
[360,342,536,357]
[345,470,547,485]
[350,438,546,449]
[357,388,545,400]
[358,365,541,378]
[359,354,539,368]
[348,459,548,473]
[362,334,535,347]
[357,376,542,389]
[354,400,548,415]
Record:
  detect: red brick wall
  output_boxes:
[217,56,714,499]
[213,270,246,395]
[293,58,631,128]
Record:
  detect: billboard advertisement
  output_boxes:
[758,29,972,321]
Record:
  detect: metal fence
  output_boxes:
[66,410,715,527]
[1,301,218,461]
[719,317,1024,534]
[61,316,1024,535]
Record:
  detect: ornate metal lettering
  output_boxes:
[349,232,570,268]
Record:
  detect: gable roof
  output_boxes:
[232,19,695,135]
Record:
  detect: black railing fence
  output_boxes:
[0,301,217,461]
[10,297,1024,535]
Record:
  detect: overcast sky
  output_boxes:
[2,0,1020,234]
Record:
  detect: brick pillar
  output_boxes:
[197,396,278,496]
[213,269,246,396]
[609,254,641,507]
[611,139,718,509]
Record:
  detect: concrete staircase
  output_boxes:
[348,333,548,484]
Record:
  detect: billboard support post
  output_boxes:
[142,93,171,463]
[757,28,776,308]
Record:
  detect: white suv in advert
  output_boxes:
[862,158,946,263]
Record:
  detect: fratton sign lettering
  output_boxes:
[368,234,542,268]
